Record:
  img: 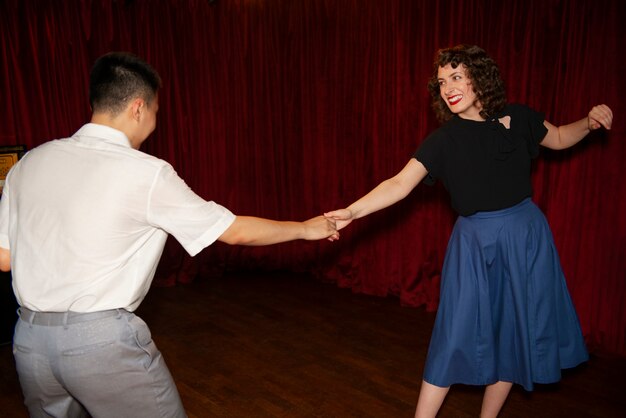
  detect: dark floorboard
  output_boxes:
[1,272,625,417]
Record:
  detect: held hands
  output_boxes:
[303,215,340,241]
[304,209,353,243]
[588,104,613,131]
[323,208,355,237]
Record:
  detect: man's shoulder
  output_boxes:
[23,132,173,176]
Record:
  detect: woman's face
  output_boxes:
[437,63,483,121]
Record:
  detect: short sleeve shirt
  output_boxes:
[0,124,235,312]
[413,104,548,216]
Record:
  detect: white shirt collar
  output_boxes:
[73,123,132,148]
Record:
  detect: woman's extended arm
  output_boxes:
[324,158,428,230]
[540,104,613,150]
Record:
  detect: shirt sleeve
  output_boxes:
[146,164,236,256]
[413,129,446,185]
[517,104,548,158]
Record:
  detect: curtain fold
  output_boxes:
[1,0,624,356]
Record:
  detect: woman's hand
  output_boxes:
[323,209,355,233]
[588,104,613,131]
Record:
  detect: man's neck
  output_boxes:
[90,112,138,149]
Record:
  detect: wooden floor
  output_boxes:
[1,272,625,417]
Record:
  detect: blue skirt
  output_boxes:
[423,198,588,391]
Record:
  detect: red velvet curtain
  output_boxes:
[1,0,624,356]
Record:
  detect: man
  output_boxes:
[0,52,337,418]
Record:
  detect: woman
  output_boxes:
[325,44,613,418]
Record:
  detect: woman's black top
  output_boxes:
[414,104,548,216]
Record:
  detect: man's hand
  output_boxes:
[0,247,11,272]
[323,208,354,232]
[303,215,339,241]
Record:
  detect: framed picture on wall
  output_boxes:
[0,145,27,195]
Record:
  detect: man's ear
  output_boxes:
[129,98,145,122]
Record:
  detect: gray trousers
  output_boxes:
[13,307,187,418]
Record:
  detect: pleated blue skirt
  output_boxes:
[423,198,588,391]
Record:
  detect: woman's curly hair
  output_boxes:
[427,44,507,123]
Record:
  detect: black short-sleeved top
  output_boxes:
[414,104,548,216]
